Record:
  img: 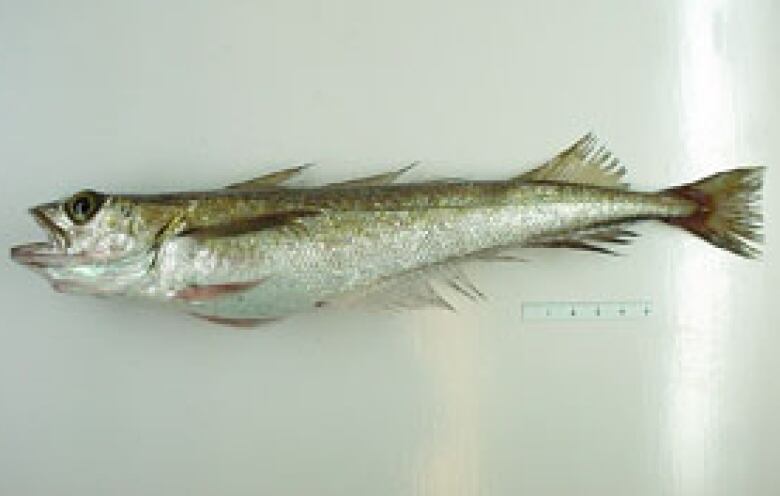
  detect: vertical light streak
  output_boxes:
[672,0,736,494]
[412,312,480,496]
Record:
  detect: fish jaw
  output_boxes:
[10,205,72,269]
[11,203,155,297]
[10,242,78,269]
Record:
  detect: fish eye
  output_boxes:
[66,190,104,224]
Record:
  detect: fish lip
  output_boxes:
[10,207,70,268]
[30,206,69,250]
[10,241,65,268]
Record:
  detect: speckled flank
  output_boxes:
[10,135,762,325]
[177,182,695,317]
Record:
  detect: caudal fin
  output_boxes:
[664,167,764,258]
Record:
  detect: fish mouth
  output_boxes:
[10,207,71,268]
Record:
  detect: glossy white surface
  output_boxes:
[1,1,777,495]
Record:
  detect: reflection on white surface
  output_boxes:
[412,312,479,496]
[673,0,735,493]
[1,0,775,494]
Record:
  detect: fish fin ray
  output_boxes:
[664,166,764,258]
[465,244,530,263]
[328,267,457,312]
[175,279,266,302]
[516,133,629,189]
[432,263,486,301]
[224,164,313,190]
[325,162,418,188]
[526,240,620,255]
[190,313,281,328]
[347,276,455,312]
[472,252,528,262]
[180,209,321,239]
[524,224,640,255]
[381,275,456,312]
[332,261,485,312]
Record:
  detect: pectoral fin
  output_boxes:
[175,279,266,302]
[179,209,321,239]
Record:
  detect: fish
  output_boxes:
[10,134,764,327]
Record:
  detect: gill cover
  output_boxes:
[11,190,155,296]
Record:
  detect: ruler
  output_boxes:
[521,301,653,321]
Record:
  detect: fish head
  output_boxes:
[11,190,157,296]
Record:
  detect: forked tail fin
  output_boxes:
[664,167,764,258]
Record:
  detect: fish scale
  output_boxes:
[160,184,691,319]
[11,134,763,326]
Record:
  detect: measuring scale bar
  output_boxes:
[521,301,653,321]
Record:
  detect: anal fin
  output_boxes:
[526,240,620,255]
[525,225,639,256]
[331,261,485,313]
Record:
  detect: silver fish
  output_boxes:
[10,134,764,327]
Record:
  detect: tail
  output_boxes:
[664,167,764,258]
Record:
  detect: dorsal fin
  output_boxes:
[515,133,628,189]
[325,162,418,188]
[225,163,313,190]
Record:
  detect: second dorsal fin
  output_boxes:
[516,133,629,189]
[325,162,418,188]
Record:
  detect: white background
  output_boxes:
[1,1,777,495]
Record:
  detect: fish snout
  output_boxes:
[10,204,71,268]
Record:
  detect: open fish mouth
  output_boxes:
[10,207,71,268]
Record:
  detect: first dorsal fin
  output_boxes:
[225,163,313,190]
[516,133,628,189]
[325,162,418,188]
